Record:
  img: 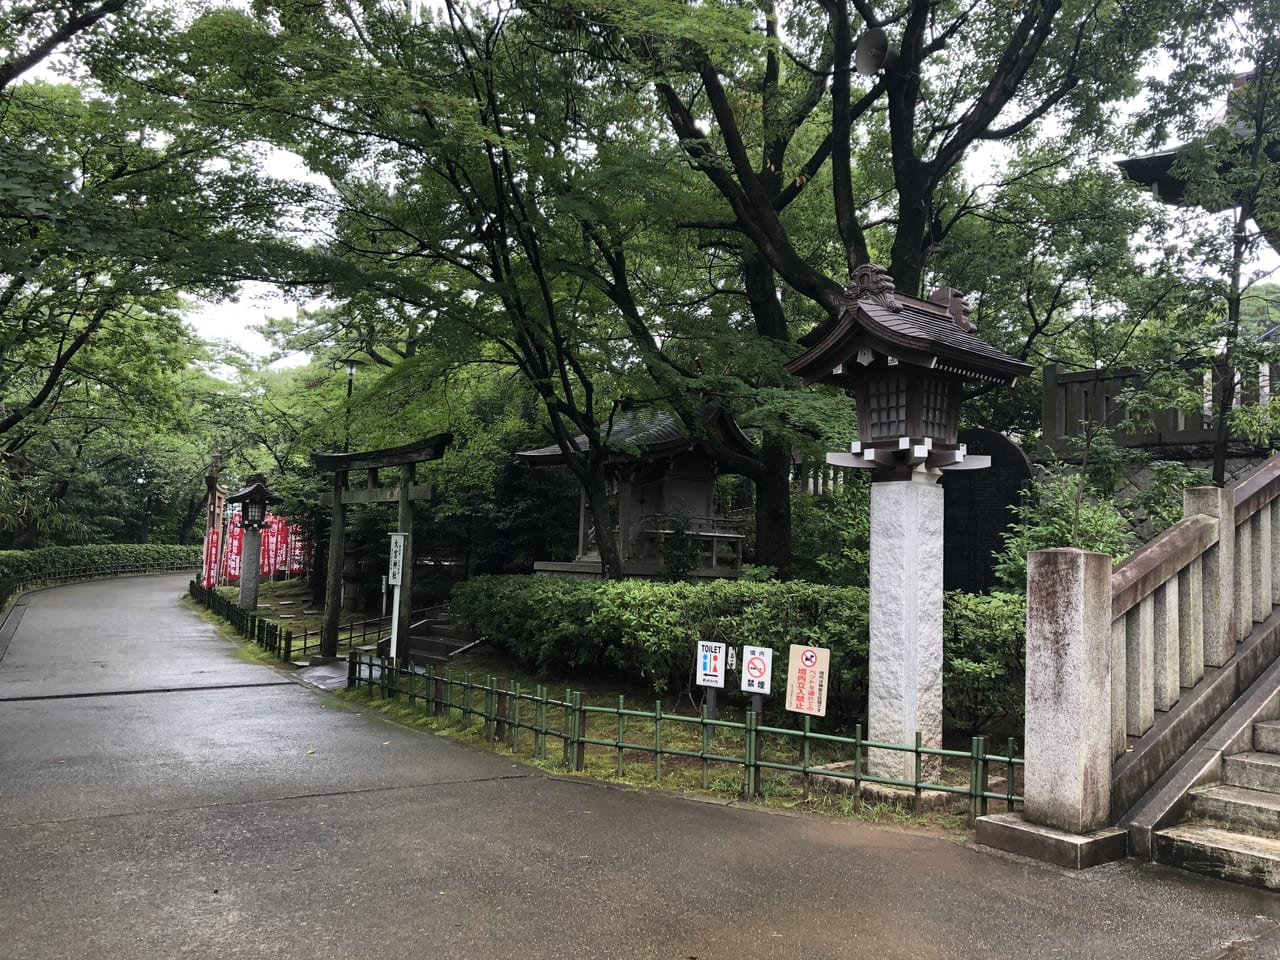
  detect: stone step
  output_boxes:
[1187,784,1280,839]
[1255,720,1280,754]
[1153,822,1280,891]
[407,649,451,668]
[409,634,471,660]
[1224,752,1280,792]
[419,623,461,642]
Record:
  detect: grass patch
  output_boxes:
[338,659,991,836]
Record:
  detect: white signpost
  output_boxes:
[784,644,830,717]
[388,532,406,660]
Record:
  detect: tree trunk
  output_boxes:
[1213,207,1247,487]
[583,467,623,579]
[755,435,793,578]
[889,196,930,297]
[310,513,329,605]
[743,250,794,577]
[177,492,206,545]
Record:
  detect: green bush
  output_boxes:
[943,591,1026,737]
[452,576,1028,737]
[0,543,200,590]
[452,576,870,715]
[993,471,1135,590]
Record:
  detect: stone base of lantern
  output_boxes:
[867,470,944,783]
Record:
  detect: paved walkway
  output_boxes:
[3,575,1280,959]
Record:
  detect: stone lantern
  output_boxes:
[227,473,280,612]
[787,264,1030,779]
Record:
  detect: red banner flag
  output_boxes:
[200,530,221,589]
[223,520,244,582]
[259,517,276,577]
[273,516,290,574]
[288,525,307,575]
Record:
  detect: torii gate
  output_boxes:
[312,433,452,660]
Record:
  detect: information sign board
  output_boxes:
[784,644,830,716]
[695,641,726,688]
[388,532,406,586]
[740,646,774,695]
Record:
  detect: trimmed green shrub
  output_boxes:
[0,544,200,605]
[452,576,870,714]
[943,591,1026,737]
[453,576,1029,737]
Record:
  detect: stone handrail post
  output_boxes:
[1183,486,1236,666]
[1024,549,1113,834]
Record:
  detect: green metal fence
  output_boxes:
[188,581,298,660]
[188,580,415,662]
[289,615,392,659]
[349,652,1023,821]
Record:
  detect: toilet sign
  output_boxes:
[740,646,773,695]
[696,641,726,688]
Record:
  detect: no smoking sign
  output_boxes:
[740,645,774,695]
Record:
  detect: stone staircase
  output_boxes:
[1153,720,1280,889]
[404,609,477,667]
[980,452,1280,880]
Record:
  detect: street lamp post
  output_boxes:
[227,474,279,612]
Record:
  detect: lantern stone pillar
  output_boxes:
[226,473,278,614]
[239,525,264,612]
[785,264,1031,796]
[868,469,945,780]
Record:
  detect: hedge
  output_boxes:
[0,544,201,610]
[451,576,1026,736]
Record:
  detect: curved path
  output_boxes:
[2,575,1280,960]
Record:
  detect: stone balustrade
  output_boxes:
[1023,453,1280,836]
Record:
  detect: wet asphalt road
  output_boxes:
[3,576,1280,960]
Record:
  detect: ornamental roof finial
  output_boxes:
[847,263,903,312]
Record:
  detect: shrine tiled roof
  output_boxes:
[517,408,752,464]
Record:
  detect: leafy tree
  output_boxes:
[536,0,1211,302]
[1126,2,1280,482]
[162,0,834,575]
[0,0,129,90]
[992,468,1136,590]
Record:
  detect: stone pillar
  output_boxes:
[1024,548,1113,834]
[321,471,347,659]
[867,470,944,781]
[1184,486,1236,666]
[237,524,263,612]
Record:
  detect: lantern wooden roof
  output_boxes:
[517,406,754,466]
[226,473,280,506]
[787,265,1031,388]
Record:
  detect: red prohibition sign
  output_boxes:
[746,656,767,679]
[801,649,818,668]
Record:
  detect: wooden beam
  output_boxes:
[320,483,433,507]
[312,433,452,473]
